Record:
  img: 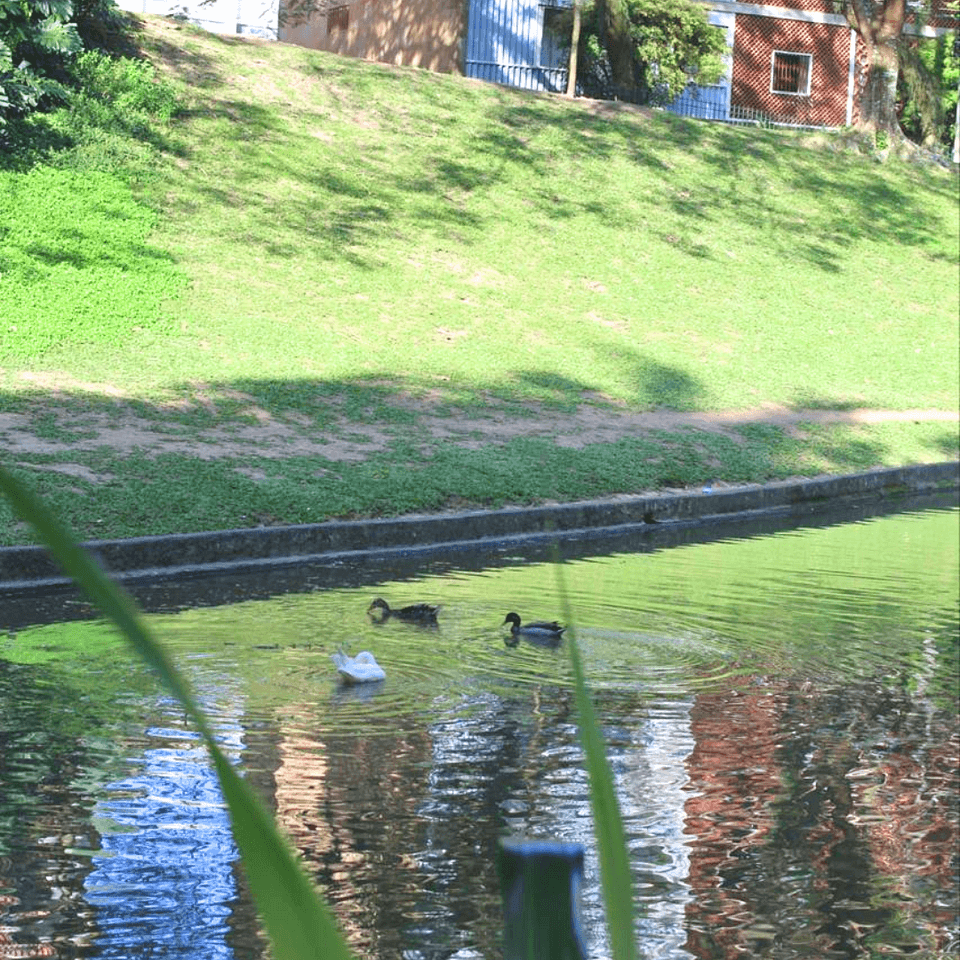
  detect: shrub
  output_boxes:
[71,48,179,123]
[898,34,959,151]
[0,0,83,125]
[575,0,727,104]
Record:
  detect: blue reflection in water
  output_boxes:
[85,693,243,960]
[615,703,695,960]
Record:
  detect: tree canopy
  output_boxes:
[838,0,959,148]
[575,0,726,105]
[0,0,83,122]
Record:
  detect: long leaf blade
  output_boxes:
[555,560,638,960]
[0,466,354,960]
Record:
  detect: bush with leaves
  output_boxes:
[70,48,179,127]
[0,0,84,123]
[2,39,181,171]
[576,0,726,104]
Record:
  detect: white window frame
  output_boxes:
[770,50,812,96]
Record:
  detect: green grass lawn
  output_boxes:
[0,15,957,545]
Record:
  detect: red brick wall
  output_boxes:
[747,0,835,10]
[753,0,958,29]
[753,0,957,21]
[732,14,853,127]
[922,0,960,29]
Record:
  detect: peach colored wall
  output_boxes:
[280,0,466,74]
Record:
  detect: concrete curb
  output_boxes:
[1,461,957,594]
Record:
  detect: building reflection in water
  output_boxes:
[83,685,249,960]
[271,675,700,959]
[3,504,953,960]
[266,661,958,960]
[682,666,959,960]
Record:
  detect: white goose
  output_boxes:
[331,648,386,684]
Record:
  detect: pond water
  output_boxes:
[1,502,957,960]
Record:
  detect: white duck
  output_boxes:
[331,648,386,684]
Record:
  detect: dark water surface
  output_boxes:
[1,504,957,959]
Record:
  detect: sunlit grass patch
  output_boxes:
[0,166,187,360]
[5,16,957,413]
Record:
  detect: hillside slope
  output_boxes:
[0,14,957,543]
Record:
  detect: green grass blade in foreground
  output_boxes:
[555,561,638,960]
[0,466,355,960]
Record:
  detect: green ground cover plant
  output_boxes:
[0,14,957,545]
[1,420,952,545]
[0,165,186,357]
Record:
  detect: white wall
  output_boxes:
[116,0,279,40]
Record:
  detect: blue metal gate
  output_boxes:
[465,0,571,93]
[665,82,729,121]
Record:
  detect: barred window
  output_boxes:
[328,5,348,34]
[770,51,811,95]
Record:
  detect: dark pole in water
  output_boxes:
[498,838,587,960]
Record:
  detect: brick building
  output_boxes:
[673,1,959,128]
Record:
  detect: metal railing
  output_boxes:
[665,85,839,131]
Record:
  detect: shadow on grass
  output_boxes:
[108,18,958,279]
[1,360,956,546]
[0,349,710,423]
[933,432,960,459]
[653,114,957,267]
[477,101,955,271]
[136,14,241,91]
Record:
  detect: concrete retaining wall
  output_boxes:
[1,462,956,593]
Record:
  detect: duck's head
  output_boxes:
[368,598,393,621]
[503,612,521,628]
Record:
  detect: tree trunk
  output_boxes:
[566,0,582,97]
[842,0,907,139]
[860,36,902,134]
[953,79,960,163]
[600,0,635,89]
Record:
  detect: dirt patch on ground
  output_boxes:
[417,404,960,451]
[2,397,957,480]
[575,97,655,120]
